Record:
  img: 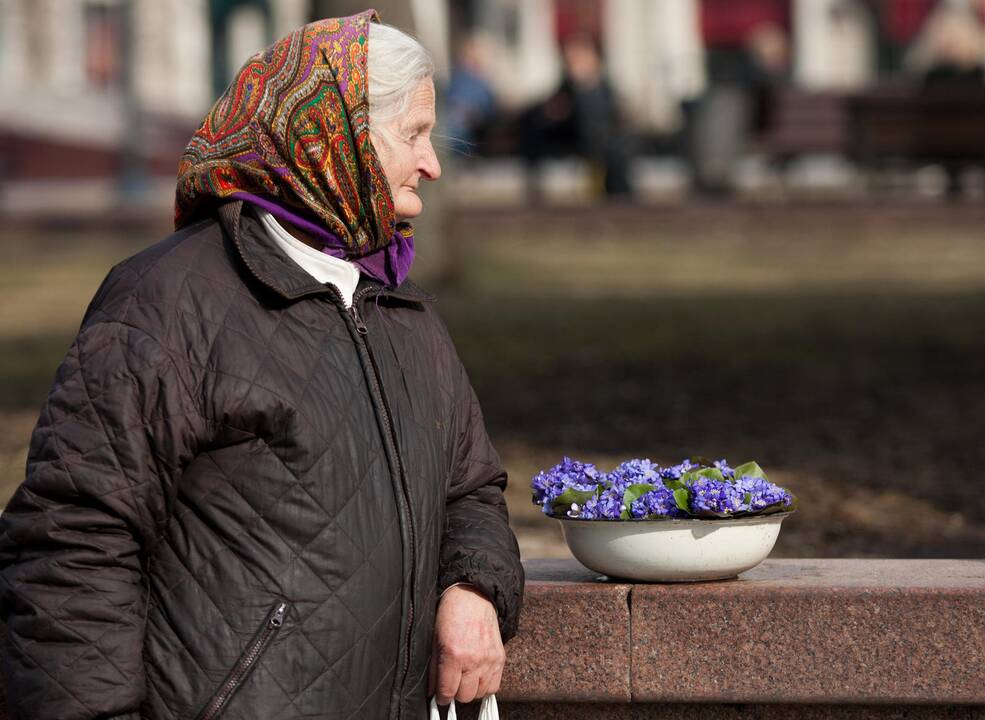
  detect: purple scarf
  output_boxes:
[236,193,415,288]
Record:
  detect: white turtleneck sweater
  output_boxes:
[254,208,360,307]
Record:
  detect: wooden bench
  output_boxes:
[754,84,985,194]
[758,88,849,161]
[846,85,985,166]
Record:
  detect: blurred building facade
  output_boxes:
[446,0,911,133]
[0,0,307,180]
[1,0,982,186]
[0,0,908,139]
[456,1,983,122]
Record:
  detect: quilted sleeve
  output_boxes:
[437,359,524,644]
[0,321,204,720]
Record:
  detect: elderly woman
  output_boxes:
[0,11,523,720]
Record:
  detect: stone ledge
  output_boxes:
[498,563,632,702]
[501,559,985,705]
[462,702,985,719]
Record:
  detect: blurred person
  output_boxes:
[0,11,523,720]
[445,32,500,156]
[517,32,634,200]
[905,0,985,195]
[686,0,791,196]
[906,0,985,84]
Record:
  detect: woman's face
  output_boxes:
[374,77,442,222]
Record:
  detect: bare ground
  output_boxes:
[3,203,984,561]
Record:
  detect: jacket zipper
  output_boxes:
[230,217,418,710]
[350,299,369,335]
[226,244,418,714]
[346,288,417,710]
[196,602,288,720]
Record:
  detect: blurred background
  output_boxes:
[2,0,985,562]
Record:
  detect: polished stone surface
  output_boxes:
[499,561,632,702]
[630,559,985,704]
[459,703,985,719]
[501,558,985,705]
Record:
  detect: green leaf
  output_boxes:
[621,483,657,519]
[622,483,656,510]
[673,488,692,515]
[551,487,598,515]
[732,461,768,481]
[663,478,685,491]
[695,467,725,482]
[680,467,724,485]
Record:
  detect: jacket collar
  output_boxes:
[218,201,435,304]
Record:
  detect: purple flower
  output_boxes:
[659,459,695,481]
[713,458,735,479]
[532,456,795,520]
[734,475,792,511]
[606,458,661,493]
[578,486,625,519]
[686,477,745,515]
[531,457,602,514]
[629,486,680,518]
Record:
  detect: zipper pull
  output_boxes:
[270,602,287,628]
[350,304,369,335]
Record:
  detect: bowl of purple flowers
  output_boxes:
[531,457,796,582]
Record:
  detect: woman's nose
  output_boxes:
[420,141,441,181]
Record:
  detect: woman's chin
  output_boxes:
[394,192,423,222]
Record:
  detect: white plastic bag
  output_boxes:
[428,694,499,720]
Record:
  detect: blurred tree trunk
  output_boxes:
[313,0,457,289]
[120,0,146,200]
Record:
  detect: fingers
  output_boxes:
[431,588,507,705]
[455,669,480,704]
[474,672,490,701]
[434,649,504,705]
[453,652,507,703]
[487,664,503,696]
[473,646,505,699]
[435,655,463,706]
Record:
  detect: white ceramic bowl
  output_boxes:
[556,511,794,582]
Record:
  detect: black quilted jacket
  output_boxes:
[0,202,524,720]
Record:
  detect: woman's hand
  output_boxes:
[428,584,505,705]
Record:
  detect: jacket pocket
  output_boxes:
[195,601,289,720]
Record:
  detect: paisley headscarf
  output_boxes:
[175,10,415,287]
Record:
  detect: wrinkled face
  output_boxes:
[373,77,442,222]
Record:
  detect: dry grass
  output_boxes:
[455,206,985,299]
[0,229,141,496]
[3,206,985,561]
[445,205,985,560]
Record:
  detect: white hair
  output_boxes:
[367,22,434,130]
